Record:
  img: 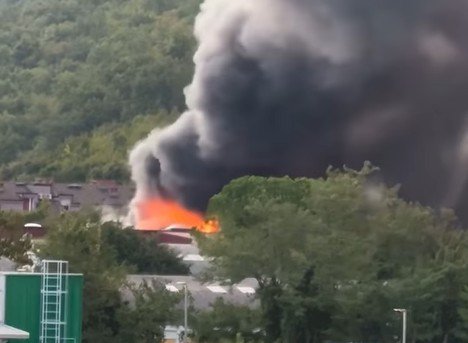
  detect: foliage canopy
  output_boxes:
[0,0,200,181]
[199,165,468,343]
[40,210,187,342]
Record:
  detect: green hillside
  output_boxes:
[0,0,199,181]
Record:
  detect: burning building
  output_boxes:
[137,198,219,233]
[130,0,468,224]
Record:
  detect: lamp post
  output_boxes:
[177,282,188,343]
[394,308,407,343]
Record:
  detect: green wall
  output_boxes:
[4,273,83,343]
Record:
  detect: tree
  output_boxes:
[101,221,189,275]
[198,165,468,343]
[40,211,126,343]
[190,298,263,343]
[0,211,32,264]
[40,210,191,342]
[0,0,199,180]
[117,280,182,343]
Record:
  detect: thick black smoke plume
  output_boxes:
[130,0,468,220]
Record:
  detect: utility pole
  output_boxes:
[394,308,407,343]
[177,282,188,342]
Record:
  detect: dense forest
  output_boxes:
[0,0,199,181]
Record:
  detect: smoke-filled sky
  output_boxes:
[130,0,468,220]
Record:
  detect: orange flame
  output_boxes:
[198,218,220,234]
[136,198,219,233]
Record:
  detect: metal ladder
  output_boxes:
[40,260,70,343]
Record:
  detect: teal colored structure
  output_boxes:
[0,272,83,342]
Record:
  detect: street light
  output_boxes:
[393,308,407,343]
[177,282,188,343]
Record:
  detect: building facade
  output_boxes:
[0,181,133,215]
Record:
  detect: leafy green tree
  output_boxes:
[457,286,468,340]
[41,211,126,342]
[191,298,263,343]
[117,280,182,343]
[0,0,200,180]
[0,211,32,264]
[199,165,468,343]
[101,221,189,275]
[199,175,342,341]
[40,210,191,342]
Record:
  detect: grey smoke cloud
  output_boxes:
[130,0,468,220]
